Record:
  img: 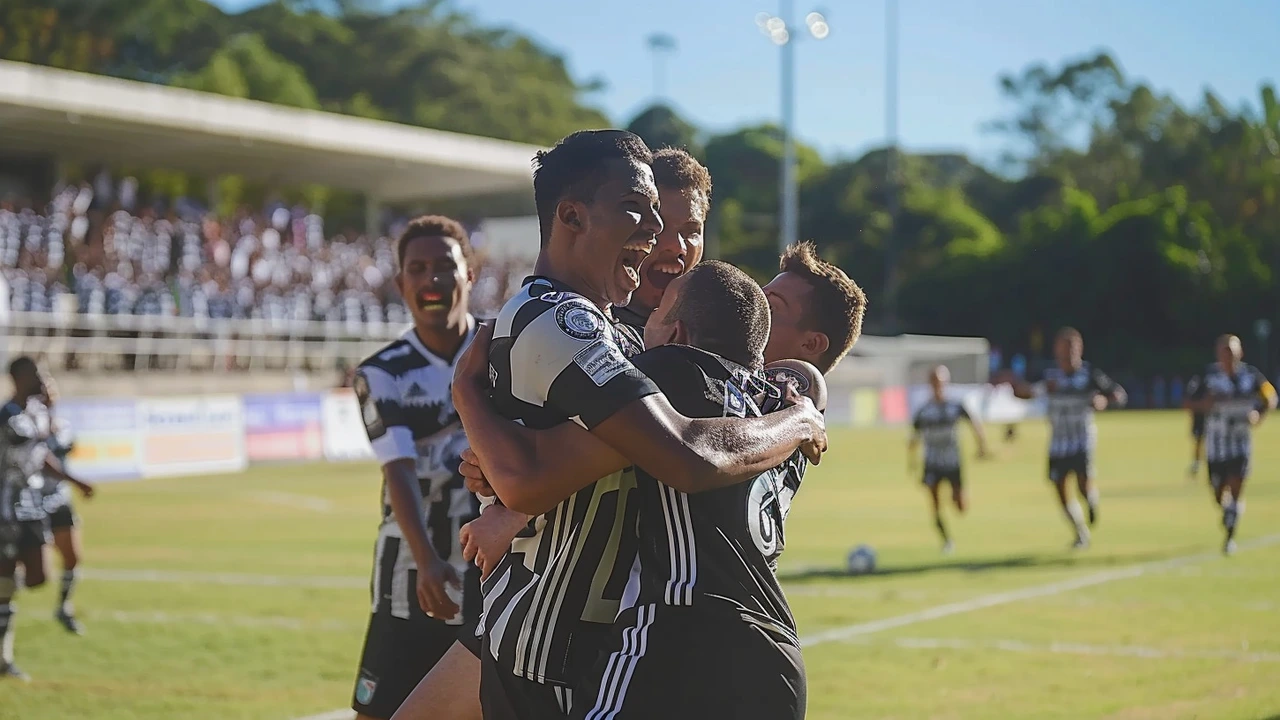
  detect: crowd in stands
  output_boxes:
[1,174,528,333]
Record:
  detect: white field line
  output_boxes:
[80,568,367,589]
[281,534,1280,720]
[96,609,360,633]
[248,491,337,513]
[859,635,1280,663]
[800,532,1280,647]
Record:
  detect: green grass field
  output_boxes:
[4,411,1279,720]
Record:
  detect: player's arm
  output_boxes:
[454,324,824,516]
[1091,368,1127,410]
[1252,371,1277,424]
[960,404,989,457]
[1183,374,1214,413]
[41,454,94,498]
[907,411,922,471]
[354,367,459,619]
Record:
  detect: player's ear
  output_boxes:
[802,331,830,359]
[671,318,690,346]
[556,200,585,233]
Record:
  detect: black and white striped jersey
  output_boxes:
[0,399,51,525]
[1186,362,1274,463]
[912,399,969,470]
[623,345,803,645]
[353,320,482,624]
[479,276,658,686]
[1036,363,1119,458]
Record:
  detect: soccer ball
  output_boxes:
[846,544,877,575]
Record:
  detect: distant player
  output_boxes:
[39,383,95,635]
[1184,335,1276,555]
[348,216,483,720]
[1009,328,1126,549]
[909,365,988,554]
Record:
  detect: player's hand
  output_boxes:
[459,447,496,497]
[75,480,95,499]
[416,556,461,621]
[452,321,494,409]
[1247,409,1262,426]
[975,445,989,460]
[1092,394,1108,411]
[783,385,827,465]
[460,504,524,582]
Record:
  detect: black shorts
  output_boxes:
[1,519,49,561]
[1208,457,1250,488]
[571,604,806,720]
[352,609,469,719]
[1048,453,1093,483]
[923,467,963,490]
[1191,412,1206,439]
[48,503,77,532]
[478,635,573,720]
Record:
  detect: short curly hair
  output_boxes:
[396,215,473,268]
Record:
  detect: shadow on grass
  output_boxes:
[779,545,1205,584]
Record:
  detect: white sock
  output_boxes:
[1085,487,1100,507]
[1065,500,1086,530]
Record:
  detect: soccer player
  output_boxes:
[1184,334,1276,555]
[1008,328,1126,549]
[464,130,825,720]
[348,215,483,720]
[39,382,96,635]
[1,358,55,680]
[611,147,708,333]
[909,365,988,554]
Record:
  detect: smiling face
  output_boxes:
[394,234,472,331]
[630,185,707,314]
[562,158,663,308]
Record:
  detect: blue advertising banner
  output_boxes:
[242,393,325,462]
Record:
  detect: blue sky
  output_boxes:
[215,0,1280,162]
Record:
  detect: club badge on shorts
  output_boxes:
[355,669,378,706]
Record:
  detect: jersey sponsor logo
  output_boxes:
[352,372,385,439]
[556,301,605,341]
[539,291,568,304]
[355,669,378,705]
[746,470,786,561]
[573,340,629,387]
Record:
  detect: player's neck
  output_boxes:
[413,315,471,363]
[10,391,34,408]
[1058,360,1081,373]
[535,250,609,311]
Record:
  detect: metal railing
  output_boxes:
[2,310,406,372]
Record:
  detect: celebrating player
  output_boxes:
[909,365,988,554]
[1184,334,1277,555]
[1008,328,1126,549]
[347,216,483,720]
[612,148,708,333]
[455,130,824,720]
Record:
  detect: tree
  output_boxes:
[625,103,703,157]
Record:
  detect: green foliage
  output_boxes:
[3,4,1276,374]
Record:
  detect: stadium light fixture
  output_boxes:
[756,3,830,253]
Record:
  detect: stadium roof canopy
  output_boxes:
[0,61,541,203]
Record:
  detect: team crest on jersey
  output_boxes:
[556,301,604,341]
[355,669,378,705]
[765,366,809,395]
